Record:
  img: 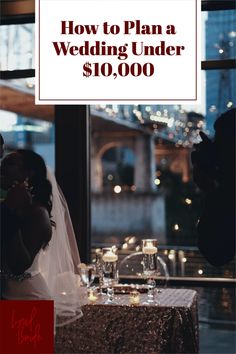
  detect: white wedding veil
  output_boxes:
[38,168,87,326]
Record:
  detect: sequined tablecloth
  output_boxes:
[55,288,199,354]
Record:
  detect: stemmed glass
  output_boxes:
[102,248,118,304]
[142,239,159,304]
[95,249,106,295]
[79,264,96,293]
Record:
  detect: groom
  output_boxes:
[191,108,235,266]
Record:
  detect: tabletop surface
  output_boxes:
[87,288,197,308]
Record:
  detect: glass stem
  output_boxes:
[98,272,104,295]
[107,281,114,302]
[147,278,156,303]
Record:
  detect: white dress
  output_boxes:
[3,250,87,330]
[2,251,52,300]
[3,168,86,327]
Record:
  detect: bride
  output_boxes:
[0,149,85,326]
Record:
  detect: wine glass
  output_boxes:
[142,239,159,304]
[102,248,118,304]
[79,264,96,292]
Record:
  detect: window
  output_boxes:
[0,23,55,170]
[1,3,235,353]
[0,24,35,70]
[90,6,236,269]
[89,6,235,351]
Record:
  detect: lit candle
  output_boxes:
[102,251,118,262]
[143,241,158,255]
[88,289,97,302]
[129,290,140,305]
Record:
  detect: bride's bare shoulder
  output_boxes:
[21,204,52,244]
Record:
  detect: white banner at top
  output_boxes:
[35,0,201,104]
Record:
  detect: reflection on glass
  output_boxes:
[204,10,236,61]
[0,24,35,70]
[79,264,96,289]
[0,110,55,170]
[206,69,236,134]
[91,103,206,148]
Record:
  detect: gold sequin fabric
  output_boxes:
[55,288,199,354]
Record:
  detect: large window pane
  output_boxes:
[202,10,236,61]
[0,85,54,171]
[0,24,35,70]
[90,100,235,280]
[1,110,55,170]
[206,69,236,133]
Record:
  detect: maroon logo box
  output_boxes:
[0,300,54,354]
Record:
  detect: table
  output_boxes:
[55,288,199,354]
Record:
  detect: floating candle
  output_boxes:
[129,290,140,305]
[88,289,97,302]
[102,251,118,262]
[143,246,158,255]
[142,240,158,254]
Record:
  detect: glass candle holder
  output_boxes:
[102,247,118,304]
[88,288,98,302]
[142,239,158,304]
[129,290,140,305]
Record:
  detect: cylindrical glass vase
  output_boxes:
[102,247,118,304]
[142,239,158,304]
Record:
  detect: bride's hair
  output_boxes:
[17,149,53,217]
